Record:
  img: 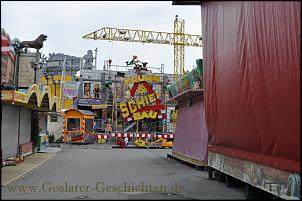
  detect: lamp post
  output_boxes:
[30,62,42,84]
[43,72,54,86]
[52,79,59,96]
[12,44,25,91]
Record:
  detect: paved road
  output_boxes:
[1,147,246,200]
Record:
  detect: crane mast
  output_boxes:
[174,16,185,80]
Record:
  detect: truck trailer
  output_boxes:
[201,1,300,199]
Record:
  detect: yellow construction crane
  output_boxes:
[82,16,202,80]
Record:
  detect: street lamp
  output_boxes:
[52,79,59,96]
[12,43,26,91]
[30,61,43,84]
[43,72,54,86]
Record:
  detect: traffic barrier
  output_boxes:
[96,133,174,139]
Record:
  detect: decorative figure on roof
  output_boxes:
[83,50,94,70]
[19,34,47,49]
[125,55,148,75]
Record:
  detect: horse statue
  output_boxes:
[19,34,47,49]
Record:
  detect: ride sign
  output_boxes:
[119,77,165,121]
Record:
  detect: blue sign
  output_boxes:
[78,98,105,106]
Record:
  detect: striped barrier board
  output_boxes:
[96,133,174,139]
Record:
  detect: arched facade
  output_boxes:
[1,84,61,160]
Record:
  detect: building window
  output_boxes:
[67,118,80,131]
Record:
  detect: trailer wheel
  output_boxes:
[287,174,301,197]
[226,175,233,188]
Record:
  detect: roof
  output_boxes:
[78,110,95,116]
[64,109,95,116]
[172,0,201,5]
[165,89,203,104]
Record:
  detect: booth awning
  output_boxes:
[165,89,203,105]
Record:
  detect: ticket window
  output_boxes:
[67,118,80,132]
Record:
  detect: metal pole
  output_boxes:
[114,78,118,131]
[34,65,37,84]
[95,48,98,70]
[60,56,67,109]
[111,76,116,131]
[17,106,21,155]
[15,49,20,90]
[35,49,40,84]
[136,120,139,141]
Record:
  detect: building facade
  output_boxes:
[45,53,83,76]
[1,85,59,160]
[18,51,42,89]
[1,29,16,84]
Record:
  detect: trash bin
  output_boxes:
[120,140,126,148]
[117,137,121,145]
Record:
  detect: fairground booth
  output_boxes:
[166,63,208,167]
[1,84,59,162]
[62,109,95,144]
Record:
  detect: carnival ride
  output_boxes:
[90,55,176,148]
[145,138,173,149]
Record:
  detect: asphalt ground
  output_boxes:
[1,146,246,200]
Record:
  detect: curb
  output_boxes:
[60,144,112,149]
[2,153,56,186]
[112,145,146,149]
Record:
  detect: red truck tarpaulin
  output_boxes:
[201,1,300,173]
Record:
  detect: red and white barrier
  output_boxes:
[96,133,174,139]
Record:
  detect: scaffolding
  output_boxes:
[90,69,173,134]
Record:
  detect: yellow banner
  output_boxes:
[63,99,73,109]
[124,75,160,85]
[1,90,13,101]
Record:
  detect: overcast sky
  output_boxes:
[1,1,202,74]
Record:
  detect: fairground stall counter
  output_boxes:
[63,109,96,144]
